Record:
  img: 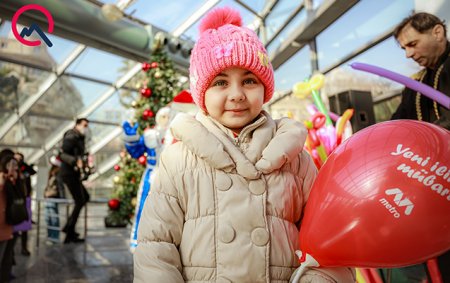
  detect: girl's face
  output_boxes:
[204,67,264,134]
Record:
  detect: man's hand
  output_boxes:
[76,159,83,169]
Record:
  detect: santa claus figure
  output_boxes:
[123,90,197,251]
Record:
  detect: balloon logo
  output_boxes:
[298,120,450,270]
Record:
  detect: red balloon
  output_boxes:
[108,198,120,210]
[299,120,450,268]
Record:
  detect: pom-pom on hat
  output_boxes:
[189,7,274,112]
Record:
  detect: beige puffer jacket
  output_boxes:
[134,111,355,283]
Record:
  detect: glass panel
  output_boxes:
[0,61,52,108]
[312,0,326,10]
[274,46,311,92]
[264,0,303,41]
[28,76,110,118]
[241,0,267,14]
[349,37,421,77]
[124,0,208,33]
[66,48,137,83]
[88,92,129,124]
[84,167,116,199]
[0,115,64,147]
[321,38,417,102]
[266,9,307,56]
[182,0,257,41]
[94,136,122,166]
[0,21,78,66]
[0,111,12,125]
[86,123,119,149]
[317,0,414,71]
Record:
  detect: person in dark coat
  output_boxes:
[58,118,90,244]
[390,12,450,282]
[391,12,450,130]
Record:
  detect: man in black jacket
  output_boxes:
[59,118,90,243]
[391,12,450,130]
[391,12,449,282]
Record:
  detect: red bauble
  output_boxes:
[138,155,147,165]
[113,164,120,171]
[140,87,152,98]
[108,198,120,211]
[150,62,158,68]
[142,109,154,120]
[141,62,151,72]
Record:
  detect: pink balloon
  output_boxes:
[350,62,450,109]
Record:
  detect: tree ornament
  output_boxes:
[142,109,154,120]
[140,87,152,98]
[131,197,137,207]
[141,62,151,72]
[108,198,121,210]
[113,164,120,171]
[154,71,162,79]
[131,101,137,108]
[151,62,159,69]
[130,177,136,184]
[113,176,120,183]
[119,151,126,158]
[138,155,147,165]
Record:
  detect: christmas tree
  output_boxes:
[105,48,183,227]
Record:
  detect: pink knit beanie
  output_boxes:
[189,7,274,112]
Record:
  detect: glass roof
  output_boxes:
[1,0,446,192]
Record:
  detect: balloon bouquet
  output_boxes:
[292,64,450,283]
[292,73,354,169]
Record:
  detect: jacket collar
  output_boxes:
[170,112,305,179]
[432,41,450,70]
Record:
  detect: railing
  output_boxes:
[32,198,108,246]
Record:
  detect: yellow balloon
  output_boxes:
[292,81,311,98]
[309,73,325,91]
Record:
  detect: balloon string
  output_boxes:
[290,251,320,283]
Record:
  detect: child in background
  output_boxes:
[134,7,355,283]
[44,156,63,242]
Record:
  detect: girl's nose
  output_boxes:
[229,84,246,102]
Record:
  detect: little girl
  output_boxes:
[134,7,354,282]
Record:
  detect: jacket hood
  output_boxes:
[170,111,307,179]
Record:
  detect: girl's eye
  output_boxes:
[212,80,227,87]
[243,78,258,85]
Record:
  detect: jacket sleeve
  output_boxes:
[298,151,317,207]
[59,131,79,166]
[134,147,185,283]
